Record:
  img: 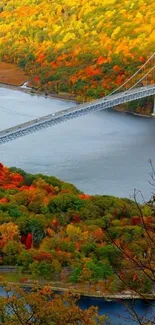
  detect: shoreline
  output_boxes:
[0,280,154,300]
[0,62,77,103]
[1,80,153,118]
[0,62,153,117]
[112,107,152,118]
[0,81,78,104]
[0,268,154,300]
[2,282,155,301]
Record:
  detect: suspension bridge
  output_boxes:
[0,53,155,145]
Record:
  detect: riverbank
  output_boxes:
[0,81,78,103]
[0,280,155,300]
[0,62,29,86]
[112,107,152,118]
[0,62,153,117]
[1,77,153,119]
[0,271,154,300]
[0,62,78,103]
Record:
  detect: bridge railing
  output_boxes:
[0,85,155,144]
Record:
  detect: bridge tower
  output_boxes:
[152,96,155,116]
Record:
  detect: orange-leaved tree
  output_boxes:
[0,281,106,325]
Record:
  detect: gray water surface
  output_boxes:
[0,86,155,199]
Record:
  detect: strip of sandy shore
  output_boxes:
[0,62,29,86]
[0,62,77,102]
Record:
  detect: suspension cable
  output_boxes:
[127,65,155,91]
[109,53,155,96]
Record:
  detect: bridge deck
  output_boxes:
[0,85,155,145]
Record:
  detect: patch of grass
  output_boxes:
[0,272,33,283]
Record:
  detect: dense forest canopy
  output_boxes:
[0,0,154,100]
[0,162,154,296]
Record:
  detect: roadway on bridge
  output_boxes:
[0,84,155,145]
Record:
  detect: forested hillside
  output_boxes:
[0,0,154,100]
[0,162,154,295]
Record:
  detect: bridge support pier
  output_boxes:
[152,96,155,116]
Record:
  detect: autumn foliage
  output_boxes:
[0,162,154,296]
[0,0,154,101]
[0,282,105,325]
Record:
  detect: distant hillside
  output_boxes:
[0,0,154,100]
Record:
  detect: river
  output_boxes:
[78,296,155,324]
[0,285,154,324]
[1,86,155,200]
[0,86,155,321]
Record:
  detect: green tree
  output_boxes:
[27,218,45,247]
[70,265,82,283]
[96,244,121,266]
[86,260,113,281]
[48,194,84,213]
[30,260,53,281]
[4,241,22,265]
[16,249,33,271]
